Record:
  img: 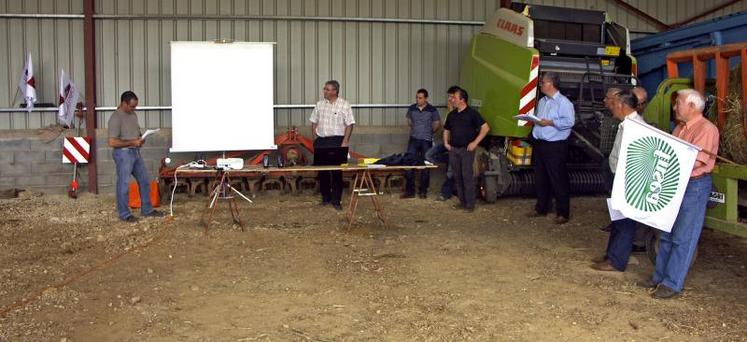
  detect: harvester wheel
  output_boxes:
[483,175,498,203]
[644,228,698,266]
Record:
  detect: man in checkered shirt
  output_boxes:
[309,80,355,210]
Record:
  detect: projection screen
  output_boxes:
[170,41,275,152]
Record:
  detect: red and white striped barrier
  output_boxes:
[517,55,540,126]
[62,137,91,164]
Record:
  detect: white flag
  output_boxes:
[610,119,699,232]
[57,69,80,127]
[17,52,37,112]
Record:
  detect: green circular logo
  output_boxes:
[624,136,680,212]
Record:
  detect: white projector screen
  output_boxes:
[170,41,275,152]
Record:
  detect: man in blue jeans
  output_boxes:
[108,91,165,222]
[638,89,719,299]
[402,89,441,199]
[590,89,642,272]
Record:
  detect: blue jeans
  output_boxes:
[606,218,637,271]
[113,148,154,219]
[652,175,711,292]
[425,143,454,198]
[404,138,432,195]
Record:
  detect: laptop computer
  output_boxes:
[313,146,349,166]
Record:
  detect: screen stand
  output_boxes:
[200,167,253,234]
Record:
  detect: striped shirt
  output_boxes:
[672,115,719,178]
[309,97,355,137]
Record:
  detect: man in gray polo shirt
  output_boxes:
[403,88,441,199]
[108,91,164,222]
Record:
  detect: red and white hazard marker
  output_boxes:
[62,137,91,164]
[517,55,540,126]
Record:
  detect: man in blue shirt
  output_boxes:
[402,89,441,198]
[528,72,575,224]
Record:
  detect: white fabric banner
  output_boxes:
[17,52,36,112]
[57,69,80,127]
[610,119,699,232]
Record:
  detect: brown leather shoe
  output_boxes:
[591,260,620,272]
[637,279,658,289]
[652,285,680,299]
[591,255,608,264]
[554,216,569,225]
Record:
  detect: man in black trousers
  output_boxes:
[309,80,355,211]
[443,86,490,212]
[528,72,575,224]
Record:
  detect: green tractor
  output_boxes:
[459,3,638,201]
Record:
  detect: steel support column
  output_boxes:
[83,0,98,194]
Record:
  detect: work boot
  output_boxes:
[122,215,139,223]
[554,216,569,225]
[652,285,680,299]
[599,223,613,232]
[142,210,166,217]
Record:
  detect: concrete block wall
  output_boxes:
[0,126,419,194]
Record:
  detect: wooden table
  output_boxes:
[174,165,437,230]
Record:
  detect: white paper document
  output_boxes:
[513,113,541,123]
[142,128,160,140]
[606,198,626,221]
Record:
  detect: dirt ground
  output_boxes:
[1,189,746,341]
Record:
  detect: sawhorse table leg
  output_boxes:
[347,169,388,230]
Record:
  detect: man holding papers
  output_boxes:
[640,89,719,299]
[591,89,643,272]
[108,91,165,222]
[527,72,575,224]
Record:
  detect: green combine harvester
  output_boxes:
[460,3,638,202]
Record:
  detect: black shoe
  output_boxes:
[599,223,613,232]
[400,193,415,199]
[320,200,330,206]
[554,216,569,225]
[142,210,166,217]
[652,285,680,299]
[332,203,343,211]
[121,215,139,223]
[637,279,658,289]
[418,193,427,199]
[463,206,475,213]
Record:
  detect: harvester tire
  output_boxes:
[483,175,498,203]
[644,228,698,266]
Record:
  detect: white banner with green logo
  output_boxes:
[610,119,700,233]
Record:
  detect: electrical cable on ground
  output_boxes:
[0,216,176,318]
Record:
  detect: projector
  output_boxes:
[216,158,244,170]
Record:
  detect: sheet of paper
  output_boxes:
[142,128,160,140]
[606,198,626,221]
[513,114,541,123]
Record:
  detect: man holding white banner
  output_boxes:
[591,89,643,272]
[639,89,719,299]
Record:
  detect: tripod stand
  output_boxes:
[200,169,253,234]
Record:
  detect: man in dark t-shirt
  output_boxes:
[402,88,441,199]
[443,86,490,212]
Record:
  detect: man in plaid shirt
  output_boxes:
[309,80,355,210]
